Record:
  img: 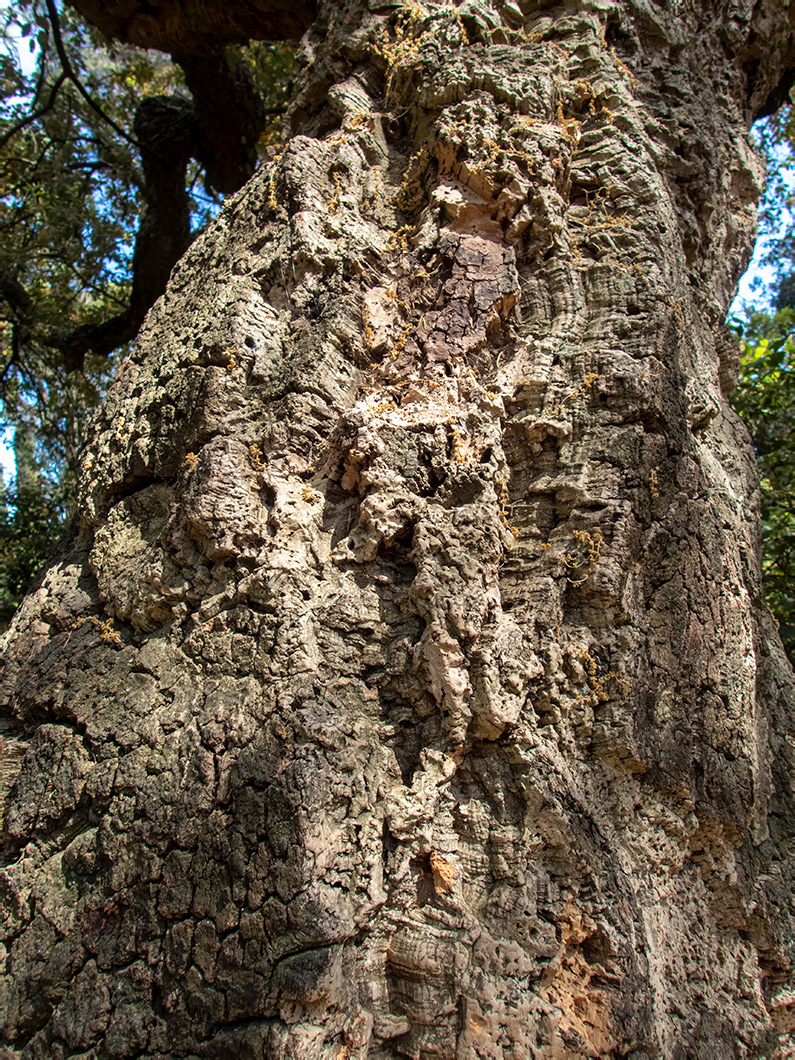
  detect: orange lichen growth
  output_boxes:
[249,442,265,470]
[66,615,122,647]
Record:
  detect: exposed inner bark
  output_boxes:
[1,1,794,1057]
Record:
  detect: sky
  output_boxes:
[733,237,775,314]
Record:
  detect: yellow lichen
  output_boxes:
[392,146,429,212]
[575,646,629,706]
[267,151,283,211]
[561,529,603,586]
[249,443,265,470]
[67,615,123,648]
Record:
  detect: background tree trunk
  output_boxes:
[1,1,794,1056]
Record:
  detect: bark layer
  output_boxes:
[2,1,795,1057]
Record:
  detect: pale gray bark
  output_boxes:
[1,1,794,1057]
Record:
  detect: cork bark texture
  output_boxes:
[2,0,795,1057]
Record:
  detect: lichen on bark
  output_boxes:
[1,0,794,1057]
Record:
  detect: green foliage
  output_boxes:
[0,4,297,483]
[0,479,63,627]
[239,41,299,153]
[725,103,795,663]
[753,105,795,309]
[731,308,795,661]
[0,426,65,628]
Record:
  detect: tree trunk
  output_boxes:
[2,1,794,1057]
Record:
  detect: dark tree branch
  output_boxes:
[755,66,795,119]
[129,96,196,317]
[59,94,198,371]
[1,95,197,373]
[172,45,266,195]
[3,5,299,373]
[66,0,315,50]
[0,72,67,150]
[0,270,32,316]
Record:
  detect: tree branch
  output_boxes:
[59,94,197,371]
[172,45,266,195]
[0,270,32,316]
[66,0,315,51]
[3,9,293,374]
[44,0,141,152]
[0,94,197,373]
[0,72,67,150]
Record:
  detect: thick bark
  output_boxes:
[2,1,795,1057]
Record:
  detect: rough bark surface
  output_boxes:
[2,1,795,1057]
